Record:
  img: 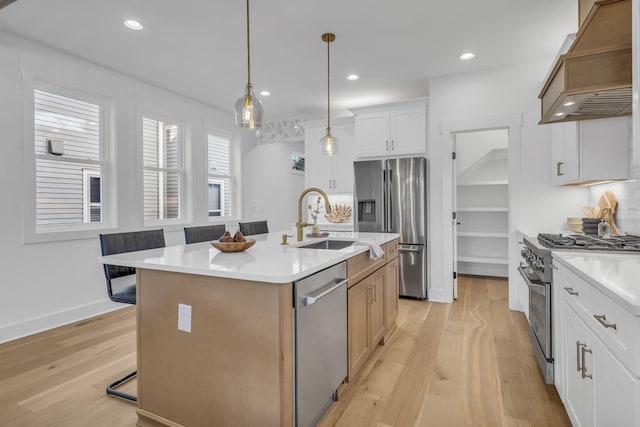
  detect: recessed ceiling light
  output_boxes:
[459,52,475,61]
[124,19,143,30]
[347,74,359,81]
[563,101,576,106]
[555,112,565,117]
[259,91,271,96]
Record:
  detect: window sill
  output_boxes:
[25,223,118,244]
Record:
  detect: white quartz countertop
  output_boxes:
[553,252,640,315]
[98,231,399,283]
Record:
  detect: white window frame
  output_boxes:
[206,131,238,223]
[141,114,186,227]
[207,179,225,217]
[82,169,102,223]
[22,79,116,243]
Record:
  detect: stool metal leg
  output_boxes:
[106,370,137,402]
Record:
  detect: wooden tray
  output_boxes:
[210,239,256,253]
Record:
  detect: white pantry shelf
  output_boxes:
[457,255,508,265]
[457,207,508,212]
[458,231,508,238]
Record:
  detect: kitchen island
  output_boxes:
[99,231,399,427]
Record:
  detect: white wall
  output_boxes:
[0,32,240,343]
[240,135,305,234]
[428,59,588,309]
[588,181,640,234]
[455,129,508,176]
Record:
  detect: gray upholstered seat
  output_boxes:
[238,220,269,236]
[184,224,227,244]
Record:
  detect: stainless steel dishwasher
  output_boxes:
[294,261,347,427]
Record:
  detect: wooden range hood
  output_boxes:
[538,0,631,124]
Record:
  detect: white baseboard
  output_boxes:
[0,299,125,344]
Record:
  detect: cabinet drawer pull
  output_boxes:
[557,161,564,176]
[593,314,617,329]
[564,286,579,296]
[576,341,583,372]
[581,345,593,379]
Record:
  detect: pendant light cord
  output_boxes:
[246,0,251,85]
[326,36,330,130]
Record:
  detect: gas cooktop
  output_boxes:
[537,233,640,253]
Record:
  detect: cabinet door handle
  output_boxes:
[367,286,373,304]
[373,284,377,302]
[328,179,332,189]
[593,314,617,329]
[391,140,395,150]
[386,140,389,151]
[557,161,564,176]
[576,341,583,372]
[564,286,579,296]
[581,345,593,379]
[333,179,336,188]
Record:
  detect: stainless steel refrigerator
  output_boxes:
[354,157,428,299]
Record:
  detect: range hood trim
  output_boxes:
[538,0,631,124]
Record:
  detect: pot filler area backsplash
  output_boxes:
[589,180,640,233]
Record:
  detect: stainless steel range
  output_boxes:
[519,235,554,384]
[520,232,640,384]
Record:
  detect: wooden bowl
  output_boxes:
[210,239,256,253]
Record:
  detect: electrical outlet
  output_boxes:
[178,304,192,333]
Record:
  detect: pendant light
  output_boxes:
[234,0,263,129]
[320,33,337,155]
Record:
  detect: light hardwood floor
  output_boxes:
[0,276,570,426]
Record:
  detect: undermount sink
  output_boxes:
[296,240,356,250]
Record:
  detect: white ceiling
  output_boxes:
[0,0,577,123]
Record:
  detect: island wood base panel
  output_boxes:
[136,269,293,427]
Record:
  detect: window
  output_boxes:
[208,135,232,218]
[34,89,103,227]
[143,117,182,222]
[82,169,101,223]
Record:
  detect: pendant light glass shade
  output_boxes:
[234,84,263,128]
[320,127,337,156]
[234,0,263,129]
[320,33,337,155]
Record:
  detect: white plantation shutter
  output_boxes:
[34,89,102,226]
[208,135,232,217]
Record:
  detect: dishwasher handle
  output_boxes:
[303,278,348,306]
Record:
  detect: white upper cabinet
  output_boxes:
[351,100,427,158]
[633,0,640,178]
[303,118,355,194]
[550,116,630,185]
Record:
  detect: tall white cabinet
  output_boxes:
[456,149,509,278]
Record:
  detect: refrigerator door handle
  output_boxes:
[382,169,388,232]
[387,168,393,233]
[398,246,420,253]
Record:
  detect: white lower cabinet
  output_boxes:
[554,260,640,427]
